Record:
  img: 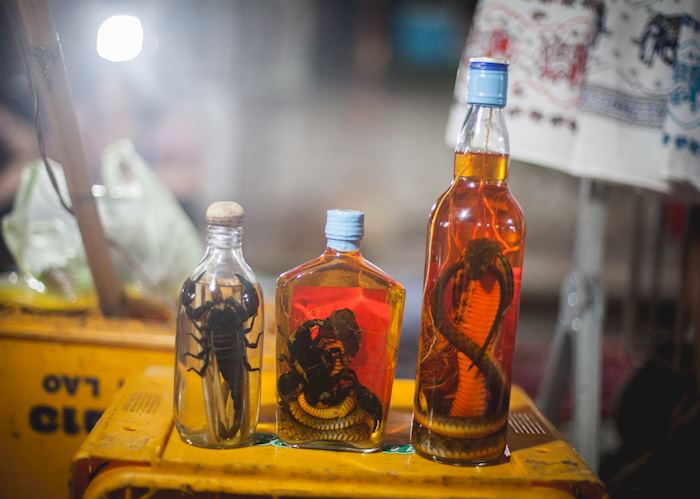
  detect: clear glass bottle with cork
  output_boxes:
[275,209,405,452]
[174,201,264,448]
[412,58,526,465]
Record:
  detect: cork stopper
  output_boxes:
[206,201,244,227]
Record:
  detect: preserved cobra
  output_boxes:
[413,238,514,462]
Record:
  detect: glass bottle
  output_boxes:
[275,209,405,452]
[174,202,264,448]
[411,58,525,465]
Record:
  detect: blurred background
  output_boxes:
[0,0,687,448]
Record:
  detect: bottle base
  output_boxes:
[413,446,509,466]
[175,426,270,449]
[276,407,382,453]
[411,422,508,466]
[278,438,382,453]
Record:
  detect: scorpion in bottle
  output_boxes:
[181,272,261,440]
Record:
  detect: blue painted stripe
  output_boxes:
[468,61,508,71]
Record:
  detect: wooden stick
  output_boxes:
[13,0,123,315]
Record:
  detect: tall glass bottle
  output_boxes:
[174,202,264,448]
[275,209,405,452]
[412,58,525,465]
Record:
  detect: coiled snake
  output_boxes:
[414,238,514,462]
[279,393,373,442]
[277,309,382,446]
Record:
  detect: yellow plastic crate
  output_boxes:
[71,366,606,498]
[0,303,277,499]
[0,309,175,499]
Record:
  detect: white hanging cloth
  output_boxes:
[446,0,700,196]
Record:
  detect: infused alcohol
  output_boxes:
[174,202,264,448]
[412,59,525,465]
[275,209,405,452]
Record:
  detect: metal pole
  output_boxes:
[622,192,643,351]
[647,198,665,340]
[537,179,607,470]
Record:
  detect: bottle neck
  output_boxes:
[454,104,509,182]
[206,224,242,249]
[326,238,361,253]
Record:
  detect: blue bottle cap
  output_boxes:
[325,209,364,251]
[467,57,508,108]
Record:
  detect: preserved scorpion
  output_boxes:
[278,308,382,443]
[182,272,261,441]
[414,238,514,461]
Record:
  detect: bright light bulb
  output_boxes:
[96,15,144,62]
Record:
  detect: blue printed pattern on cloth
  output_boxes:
[661,11,700,190]
[446,0,700,194]
[581,85,667,128]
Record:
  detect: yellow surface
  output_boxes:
[73,367,607,498]
[0,285,96,312]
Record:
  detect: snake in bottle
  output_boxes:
[278,308,382,443]
[413,238,514,462]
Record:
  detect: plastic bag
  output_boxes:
[1,139,203,314]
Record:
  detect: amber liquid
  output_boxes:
[275,248,405,452]
[412,151,525,464]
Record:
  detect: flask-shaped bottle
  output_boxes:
[174,202,264,448]
[412,58,525,464]
[275,209,405,452]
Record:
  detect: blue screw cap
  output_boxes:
[325,209,364,250]
[467,57,508,108]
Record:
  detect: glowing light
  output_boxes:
[96,15,143,62]
[91,184,107,197]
